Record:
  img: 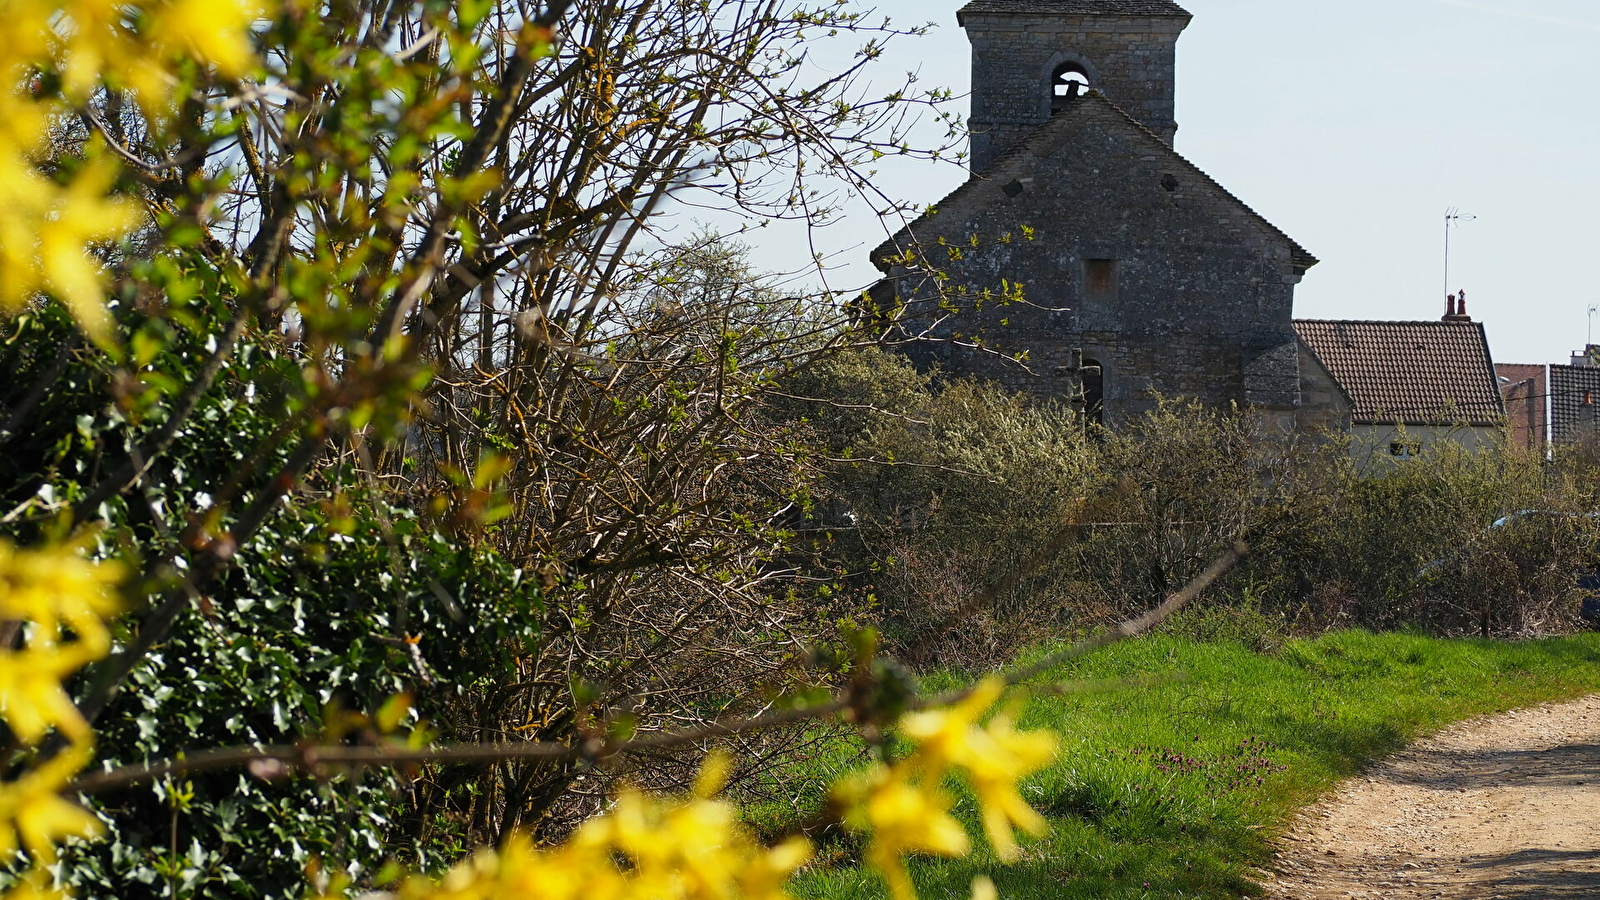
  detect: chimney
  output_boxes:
[1443,289,1472,323]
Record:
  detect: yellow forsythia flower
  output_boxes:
[962,710,1056,861]
[899,676,1058,861]
[0,539,121,651]
[0,149,134,346]
[37,0,264,101]
[0,92,49,161]
[732,836,813,900]
[0,138,143,342]
[0,650,99,745]
[0,540,122,744]
[898,676,1007,771]
[395,755,811,900]
[0,0,265,340]
[835,765,970,900]
[0,743,103,866]
[144,0,262,78]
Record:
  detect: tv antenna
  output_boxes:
[1443,207,1475,300]
[1589,303,1598,347]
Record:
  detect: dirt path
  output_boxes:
[1261,694,1600,900]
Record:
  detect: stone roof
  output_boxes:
[1550,364,1600,444]
[872,92,1317,271]
[1293,319,1505,426]
[958,0,1191,18]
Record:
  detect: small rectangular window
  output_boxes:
[1084,258,1118,300]
[1389,440,1421,459]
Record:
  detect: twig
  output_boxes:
[70,698,848,795]
[1002,541,1248,689]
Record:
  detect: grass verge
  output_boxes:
[789,629,1600,900]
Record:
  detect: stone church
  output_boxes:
[871,0,1318,426]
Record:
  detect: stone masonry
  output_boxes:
[872,0,1315,426]
[963,0,1190,170]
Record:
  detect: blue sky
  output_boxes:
[730,0,1600,367]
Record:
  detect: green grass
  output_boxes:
[789,629,1600,900]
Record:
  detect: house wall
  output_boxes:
[1495,363,1547,454]
[881,100,1304,426]
[1298,341,1506,462]
[1348,423,1505,467]
[1295,342,1351,436]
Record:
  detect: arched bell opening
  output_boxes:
[1051,61,1091,112]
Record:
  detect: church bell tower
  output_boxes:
[959,0,1192,172]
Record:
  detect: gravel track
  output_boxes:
[1261,694,1600,899]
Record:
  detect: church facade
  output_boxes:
[871,0,1317,426]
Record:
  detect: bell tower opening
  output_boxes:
[1051,62,1090,112]
[960,0,1192,171]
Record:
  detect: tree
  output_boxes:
[0,0,1071,896]
[0,1,1262,898]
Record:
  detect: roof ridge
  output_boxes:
[1082,96,1317,268]
[1293,318,1484,326]
[958,1,1191,19]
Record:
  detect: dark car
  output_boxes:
[1580,570,1600,626]
[1416,510,1600,630]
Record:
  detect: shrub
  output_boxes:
[800,369,1600,658]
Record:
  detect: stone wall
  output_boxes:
[962,11,1187,171]
[878,96,1307,426]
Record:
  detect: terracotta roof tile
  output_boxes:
[958,0,1190,17]
[1550,365,1600,444]
[1293,319,1504,426]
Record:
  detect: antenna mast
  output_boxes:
[1444,207,1476,299]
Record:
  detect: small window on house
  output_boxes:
[1051,62,1091,112]
[1389,440,1422,459]
[1084,258,1118,300]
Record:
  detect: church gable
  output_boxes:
[872,94,1313,419]
[874,94,1314,276]
[871,0,1317,426]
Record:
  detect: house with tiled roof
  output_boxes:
[1488,346,1600,455]
[870,0,1316,426]
[1294,300,1506,459]
[1550,363,1600,447]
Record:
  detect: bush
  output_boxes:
[1,304,542,897]
[798,364,1600,662]
[800,354,1104,668]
